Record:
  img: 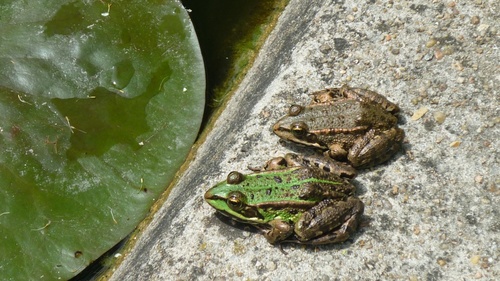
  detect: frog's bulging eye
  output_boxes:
[227,171,244,184]
[288,105,303,116]
[291,122,308,136]
[227,191,246,211]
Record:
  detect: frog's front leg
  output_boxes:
[285,153,357,178]
[261,219,294,244]
[348,127,404,168]
[252,153,357,178]
[294,197,364,244]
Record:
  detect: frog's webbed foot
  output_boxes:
[348,127,404,168]
[248,155,289,172]
[250,153,318,172]
[256,153,357,178]
[247,165,266,172]
[310,88,345,104]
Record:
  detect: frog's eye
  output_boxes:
[227,171,244,184]
[227,191,246,211]
[288,105,303,116]
[291,121,308,136]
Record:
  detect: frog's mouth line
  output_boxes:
[215,209,266,225]
[290,135,326,149]
[273,127,327,149]
[207,195,267,223]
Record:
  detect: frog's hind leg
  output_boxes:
[294,197,364,245]
[348,127,404,168]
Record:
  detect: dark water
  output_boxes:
[182,0,288,127]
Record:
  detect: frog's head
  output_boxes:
[204,171,266,224]
[272,105,326,149]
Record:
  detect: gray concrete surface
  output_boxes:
[109,0,499,280]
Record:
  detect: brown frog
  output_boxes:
[273,85,404,168]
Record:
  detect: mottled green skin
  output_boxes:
[204,166,354,225]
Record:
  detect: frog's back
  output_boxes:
[306,100,397,131]
[357,102,398,128]
[305,100,362,130]
[292,167,356,198]
[239,167,353,204]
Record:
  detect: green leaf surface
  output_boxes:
[0,1,205,279]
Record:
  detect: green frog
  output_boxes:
[204,156,364,245]
[273,85,405,168]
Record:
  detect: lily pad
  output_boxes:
[0,0,205,280]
